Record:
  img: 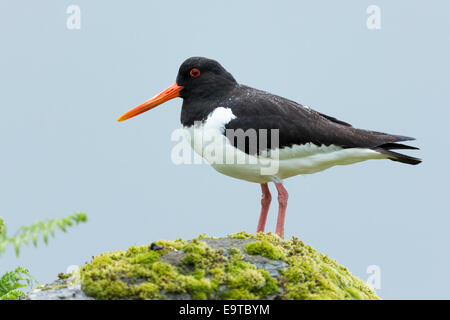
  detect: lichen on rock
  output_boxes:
[27,274,94,300]
[74,232,379,300]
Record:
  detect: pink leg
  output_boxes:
[275,183,289,238]
[256,183,272,233]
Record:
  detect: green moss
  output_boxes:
[221,250,278,300]
[181,239,226,270]
[154,238,186,250]
[245,240,285,260]
[79,232,379,300]
[228,231,253,239]
[277,238,379,300]
[57,272,72,280]
[36,283,70,291]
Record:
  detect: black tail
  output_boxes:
[375,148,422,165]
[377,142,419,150]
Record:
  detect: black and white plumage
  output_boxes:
[118,57,421,238]
[176,57,420,184]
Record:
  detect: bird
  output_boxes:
[118,57,421,239]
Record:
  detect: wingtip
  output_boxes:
[394,135,417,142]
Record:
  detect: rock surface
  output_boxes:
[27,276,94,300]
[27,232,379,300]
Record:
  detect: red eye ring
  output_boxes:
[190,68,200,78]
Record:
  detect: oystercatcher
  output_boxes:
[118,57,421,238]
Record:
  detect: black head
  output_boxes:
[176,57,237,101]
[117,57,236,123]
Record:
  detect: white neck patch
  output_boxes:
[201,107,236,131]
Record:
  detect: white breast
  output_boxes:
[182,107,388,184]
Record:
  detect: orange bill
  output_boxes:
[117,82,183,122]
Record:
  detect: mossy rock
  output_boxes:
[72,232,379,300]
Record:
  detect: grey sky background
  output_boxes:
[0,1,448,299]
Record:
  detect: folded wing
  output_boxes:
[223,85,421,165]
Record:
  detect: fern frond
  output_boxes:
[0,267,36,300]
[0,289,27,300]
[0,212,87,257]
[0,217,5,235]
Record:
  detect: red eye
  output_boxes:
[190,68,200,78]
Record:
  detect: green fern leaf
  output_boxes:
[0,267,37,300]
[0,212,87,257]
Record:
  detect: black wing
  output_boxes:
[223,85,421,165]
